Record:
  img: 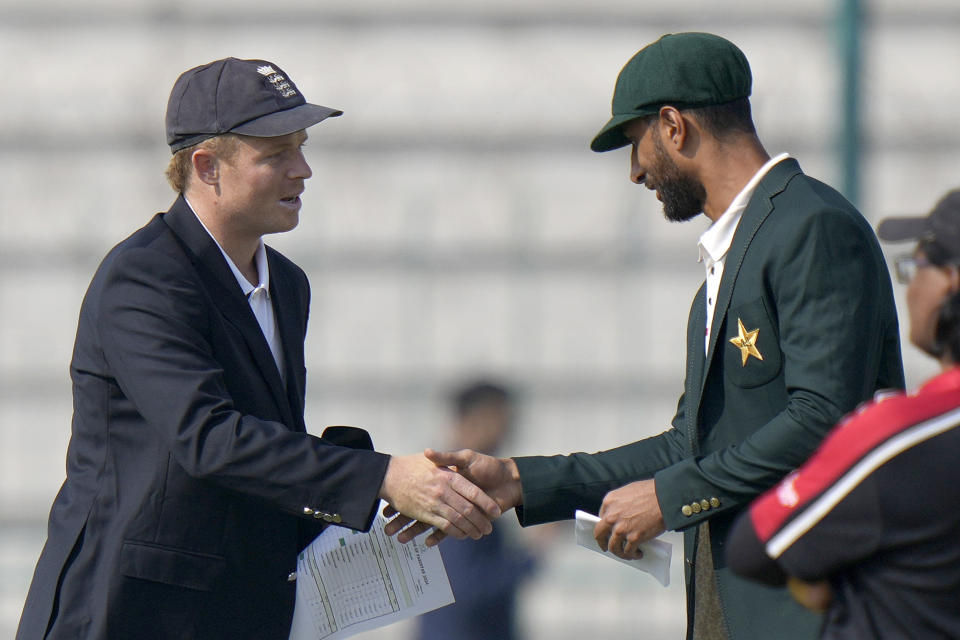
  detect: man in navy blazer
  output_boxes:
[16,58,500,640]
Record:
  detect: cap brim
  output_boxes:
[590,113,651,153]
[876,216,930,243]
[230,103,343,138]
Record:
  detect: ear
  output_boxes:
[191,148,220,186]
[948,265,960,292]
[657,106,687,149]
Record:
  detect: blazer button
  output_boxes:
[332,514,342,524]
[700,499,711,511]
[302,507,315,515]
[313,511,324,519]
[691,502,702,514]
[710,497,721,509]
[287,572,297,583]
[682,505,693,517]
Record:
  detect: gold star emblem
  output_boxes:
[729,318,763,366]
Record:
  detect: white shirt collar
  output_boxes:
[698,152,790,264]
[184,197,270,296]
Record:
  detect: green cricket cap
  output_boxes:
[590,32,752,152]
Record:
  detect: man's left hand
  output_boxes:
[594,479,666,559]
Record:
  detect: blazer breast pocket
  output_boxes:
[722,297,782,388]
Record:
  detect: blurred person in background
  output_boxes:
[727,190,960,638]
[15,57,499,640]
[387,32,904,640]
[415,380,539,640]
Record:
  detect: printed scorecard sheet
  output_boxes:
[288,503,454,640]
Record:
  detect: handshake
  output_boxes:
[377,448,522,547]
[376,448,666,560]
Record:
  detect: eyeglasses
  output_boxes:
[893,254,933,284]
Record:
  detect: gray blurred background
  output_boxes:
[1,0,957,637]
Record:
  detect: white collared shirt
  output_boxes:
[186,199,286,384]
[697,153,789,354]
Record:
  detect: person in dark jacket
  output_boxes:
[727,190,960,638]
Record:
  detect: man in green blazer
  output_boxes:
[389,33,904,639]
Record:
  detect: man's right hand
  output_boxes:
[377,452,501,546]
[787,578,834,612]
[383,448,523,545]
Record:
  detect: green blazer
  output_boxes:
[513,158,904,640]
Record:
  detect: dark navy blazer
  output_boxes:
[18,196,390,639]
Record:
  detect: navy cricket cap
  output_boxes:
[877,189,960,260]
[165,57,342,153]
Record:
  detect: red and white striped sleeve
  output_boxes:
[729,375,960,582]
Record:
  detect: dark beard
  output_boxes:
[652,136,706,222]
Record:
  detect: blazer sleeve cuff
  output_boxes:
[655,458,731,531]
[513,455,604,527]
[298,448,390,533]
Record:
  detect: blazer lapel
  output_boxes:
[685,283,708,450]
[268,252,307,432]
[698,158,802,403]
[162,196,295,428]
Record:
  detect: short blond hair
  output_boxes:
[165,134,240,193]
